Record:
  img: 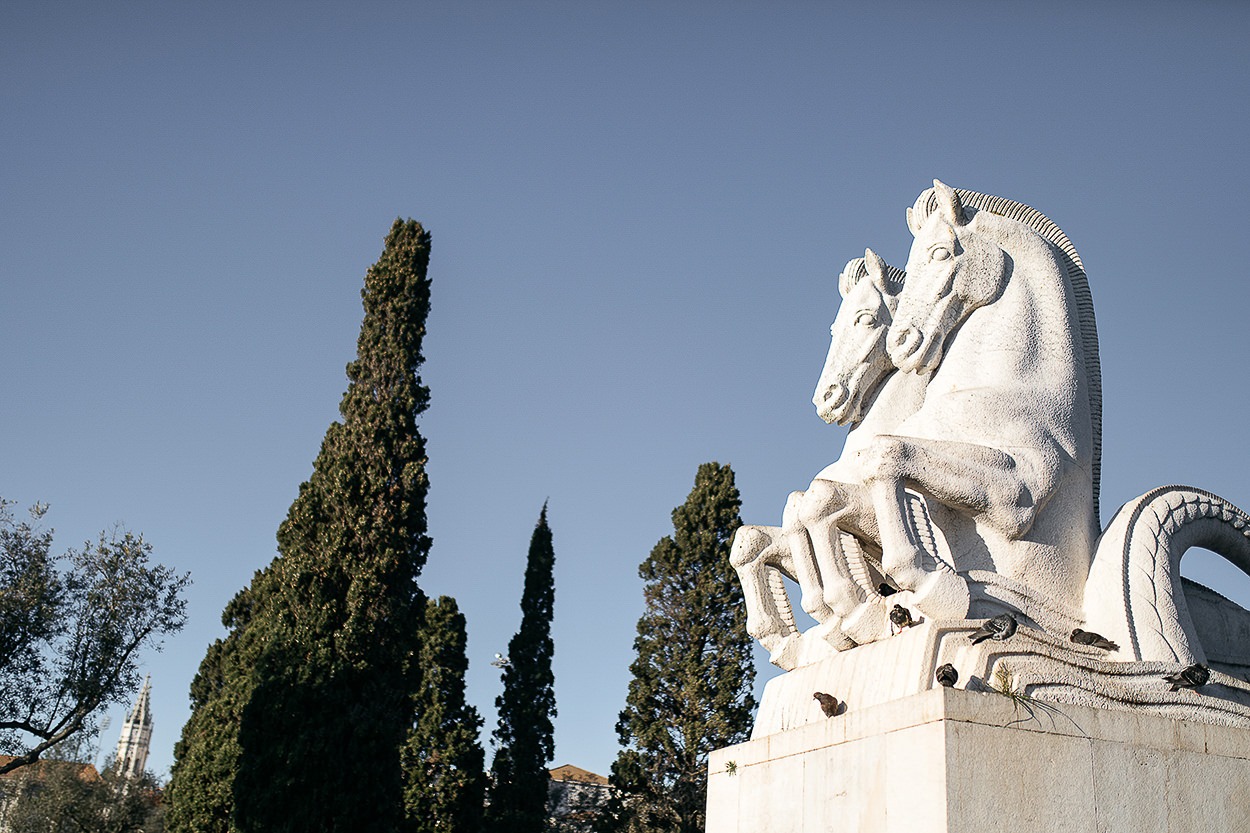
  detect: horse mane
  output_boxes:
[911,186,1103,520]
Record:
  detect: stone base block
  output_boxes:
[707,687,1250,833]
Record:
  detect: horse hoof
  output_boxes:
[766,633,805,671]
[840,601,891,644]
[811,619,856,653]
[912,570,971,620]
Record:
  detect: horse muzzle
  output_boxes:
[814,382,850,424]
[888,325,926,370]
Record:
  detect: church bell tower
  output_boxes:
[115,676,153,778]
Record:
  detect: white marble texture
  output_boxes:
[708,686,1250,833]
[732,181,1250,730]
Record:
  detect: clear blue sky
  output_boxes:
[4,2,1250,780]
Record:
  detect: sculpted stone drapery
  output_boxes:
[733,181,1250,728]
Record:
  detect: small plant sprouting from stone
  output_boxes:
[991,662,1021,699]
[725,760,738,777]
[990,661,1085,735]
[992,662,1045,726]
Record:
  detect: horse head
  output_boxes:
[888,180,1009,374]
[813,249,904,425]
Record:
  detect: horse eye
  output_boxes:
[855,312,876,327]
[931,247,951,261]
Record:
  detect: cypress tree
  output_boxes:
[165,579,268,833]
[604,462,756,833]
[403,595,485,833]
[166,219,434,833]
[484,506,557,833]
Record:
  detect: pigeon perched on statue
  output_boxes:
[968,613,1018,644]
[935,663,959,688]
[889,604,915,631]
[813,691,842,717]
[1070,629,1119,652]
[1163,663,1210,692]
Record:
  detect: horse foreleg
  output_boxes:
[866,435,1055,540]
[791,483,868,617]
[730,525,803,668]
[867,476,930,589]
[863,439,974,620]
[792,481,886,647]
[776,491,839,625]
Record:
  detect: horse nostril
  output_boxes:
[893,328,911,347]
[820,384,846,408]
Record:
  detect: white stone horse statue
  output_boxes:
[737,182,1103,666]
[732,251,928,669]
[738,182,1250,730]
[857,181,1101,631]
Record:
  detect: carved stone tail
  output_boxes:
[1085,486,1250,664]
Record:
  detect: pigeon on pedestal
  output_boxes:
[1163,664,1209,692]
[1070,629,1119,651]
[968,614,1018,644]
[813,691,842,717]
[935,664,959,688]
[889,604,916,632]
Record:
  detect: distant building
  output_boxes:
[115,676,153,779]
[0,679,158,831]
[548,764,611,832]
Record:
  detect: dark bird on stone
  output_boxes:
[968,613,1018,644]
[1163,663,1210,692]
[890,604,915,630]
[1070,629,1119,652]
[878,582,898,597]
[935,663,959,688]
[813,691,842,717]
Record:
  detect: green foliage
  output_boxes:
[165,219,435,833]
[603,463,755,833]
[403,596,485,833]
[3,763,166,833]
[0,499,189,776]
[2,733,165,833]
[485,506,557,833]
[163,580,268,833]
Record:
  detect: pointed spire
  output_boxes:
[115,676,153,778]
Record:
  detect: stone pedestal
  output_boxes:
[707,686,1250,833]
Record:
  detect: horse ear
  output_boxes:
[863,248,896,296]
[838,257,867,299]
[906,206,920,235]
[932,179,968,226]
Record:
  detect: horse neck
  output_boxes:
[942,219,1083,386]
[848,363,928,441]
[954,190,1102,520]
[832,365,928,480]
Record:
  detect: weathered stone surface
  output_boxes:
[731,181,1250,722]
[753,619,1250,739]
[708,687,1250,833]
[721,181,1250,831]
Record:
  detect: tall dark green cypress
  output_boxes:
[166,219,434,833]
[403,595,485,833]
[485,506,557,833]
[165,578,269,833]
[604,462,755,833]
